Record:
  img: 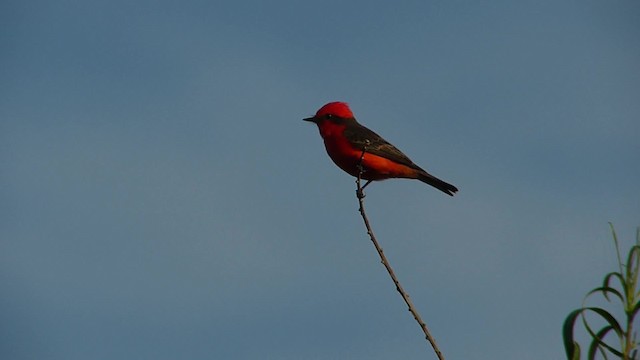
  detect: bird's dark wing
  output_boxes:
[343,121,422,170]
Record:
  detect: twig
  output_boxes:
[355,148,445,360]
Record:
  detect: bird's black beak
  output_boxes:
[303,116,318,123]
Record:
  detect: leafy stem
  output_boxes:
[563,224,640,360]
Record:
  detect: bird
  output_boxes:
[304,102,458,196]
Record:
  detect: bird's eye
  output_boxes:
[325,114,334,119]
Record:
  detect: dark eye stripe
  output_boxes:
[325,114,347,124]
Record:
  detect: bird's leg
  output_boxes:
[356,142,370,199]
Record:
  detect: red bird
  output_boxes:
[304,102,458,196]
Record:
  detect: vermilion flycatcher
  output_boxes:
[304,102,458,196]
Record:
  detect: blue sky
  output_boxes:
[2,1,639,359]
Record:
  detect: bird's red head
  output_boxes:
[303,101,356,139]
[315,102,354,119]
[302,101,356,141]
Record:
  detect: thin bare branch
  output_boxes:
[355,148,445,360]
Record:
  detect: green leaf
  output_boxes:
[564,309,583,360]
[587,286,624,304]
[584,307,623,337]
[581,307,624,357]
[610,223,623,275]
[572,342,582,360]
[626,245,640,298]
[626,245,640,274]
[630,299,640,324]
[603,272,627,295]
[587,325,613,360]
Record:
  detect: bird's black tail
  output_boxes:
[417,172,458,196]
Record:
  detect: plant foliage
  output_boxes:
[563,224,640,360]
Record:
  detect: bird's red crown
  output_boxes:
[315,102,354,119]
